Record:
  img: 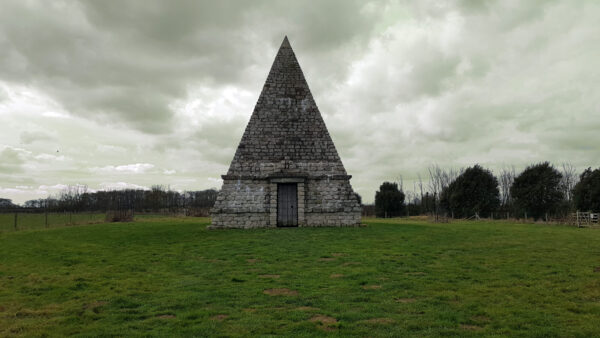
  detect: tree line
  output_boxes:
[1,185,218,213]
[375,162,600,220]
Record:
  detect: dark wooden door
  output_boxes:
[277,183,298,227]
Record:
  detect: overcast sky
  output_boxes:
[1,0,599,204]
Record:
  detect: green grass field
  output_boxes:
[1,217,599,336]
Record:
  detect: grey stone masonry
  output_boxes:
[210,36,361,229]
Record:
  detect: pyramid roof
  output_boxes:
[225,37,348,179]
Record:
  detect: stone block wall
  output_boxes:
[210,178,272,229]
[210,177,361,229]
[303,178,361,226]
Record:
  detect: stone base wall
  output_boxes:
[305,179,361,214]
[210,212,272,229]
[304,212,361,227]
[210,177,361,229]
[211,179,270,214]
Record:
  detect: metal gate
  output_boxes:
[277,183,298,227]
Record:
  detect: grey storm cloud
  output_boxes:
[0,0,599,204]
[0,0,375,133]
[0,147,26,174]
[20,130,56,145]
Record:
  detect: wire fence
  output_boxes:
[0,208,211,233]
[0,210,104,232]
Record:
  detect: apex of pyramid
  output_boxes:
[274,35,294,58]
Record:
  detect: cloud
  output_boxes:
[20,130,56,145]
[92,163,155,174]
[34,153,65,161]
[38,184,69,190]
[99,182,149,191]
[0,145,28,174]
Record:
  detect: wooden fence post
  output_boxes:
[14,212,17,230]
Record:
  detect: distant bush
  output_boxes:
[511,162,563,220]
[105,210,133,222]
[441,165,500,218]
[573,167,600,212]
[375,182,405,218]
[186,207,211,217]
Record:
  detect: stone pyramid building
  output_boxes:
[210,37,361,229]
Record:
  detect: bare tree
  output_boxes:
[498,166,516,208]
[558,162,578,205]
[417,174,424,211]
[427,164,463,200]
[396,175,404,193]
[427,164,442,200]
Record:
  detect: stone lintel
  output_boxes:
[270,177,305,183]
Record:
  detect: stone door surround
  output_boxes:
[269,177,305,227]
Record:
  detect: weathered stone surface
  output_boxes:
[210,37,360,229]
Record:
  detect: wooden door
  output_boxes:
[277,183,298,227]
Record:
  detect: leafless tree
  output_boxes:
[498,166,516,208]
[417,174,424,209]
[560,162,578,202]
[426,164,463,218]
[396,175,404,193]
[427,164,463,200]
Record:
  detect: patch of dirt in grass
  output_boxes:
[331,253,345,257]
[471,315,491,323]
[310,315,337,324]
[210,314,229,321]
[405,271,426,276]
[242,308,256,313]
[0,305,5,312]
[263,288,298,296]
[318,257,336,262]
[395,298,416,303]
[461,324,483,331]
[322,326,338,332]
[157,314,176,319]
[362,318,395,324]
[330,273,344,278]
[207,259,224,263]
[296,306,319,311]
[15,304,60,318]
[259,274,280,279]
[594,266,600,273]
[84,301,108,313]
[310,315,338,331]
[379,277,390,281]
[362,285,382,290]
[247,258,260,263]
[342,262,361,266]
